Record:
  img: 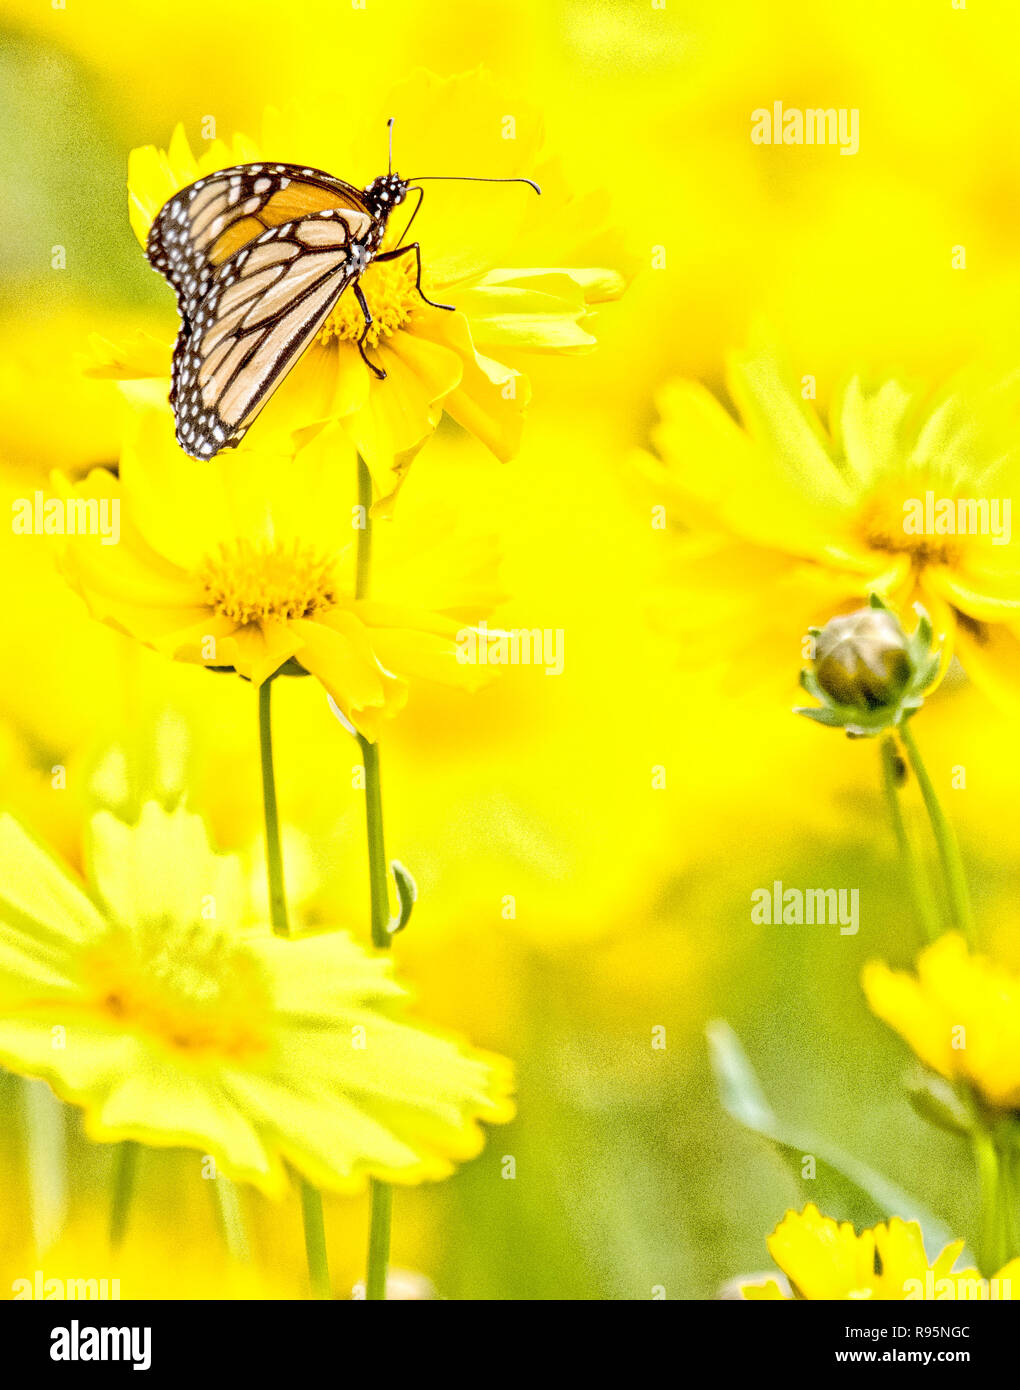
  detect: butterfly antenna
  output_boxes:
[409,175,541,195]
[387,117,394,175]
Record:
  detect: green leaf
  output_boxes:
[707,1020,962,1258]
[794,706,843,727]
[905,1070,973,1137]
[389,860,417,935]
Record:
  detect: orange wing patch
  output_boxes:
[206,183,373,264]
[262,181,370,223]
[209,217,268,264]
[147,163,372,314]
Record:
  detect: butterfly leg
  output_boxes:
[354,284,387,380]
[374,244,456,312]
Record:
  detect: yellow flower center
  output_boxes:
[83,921,272,1060]
[199,538,339,625]
[316,250,420,349]
[856,480,964,569]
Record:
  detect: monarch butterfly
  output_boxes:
[146,121,540,460]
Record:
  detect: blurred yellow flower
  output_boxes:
[863,933,1020,1110]
[743,1204,1017,1300]
[97,70,628,503]
[643,344,1020,701]
[0,802,513,1199]
[55,407,499,740]
[0,309,133,475]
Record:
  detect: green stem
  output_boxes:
[365,1180,393,1300]
[998,1136,1020,1264]
[212,1176,251,1265]
[109,1141,139,1251]
[356,451,373,602]
[359,736,391,950]
[898,723,975,945]
[258,677,332,1299]
[356,454,393,1302]
[879,735,941,943]
[22,1078,67,1257]
[974,1129,1008,1276]
[259,679,289,939]
[300,1180,332,1300]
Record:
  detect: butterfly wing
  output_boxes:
[170,210,365,457]
[146,162,373,327]
[145,163,378,457]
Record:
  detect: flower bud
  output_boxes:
[795,596,942,738]
[813,608,912,710]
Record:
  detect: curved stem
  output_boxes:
[258,677,332,1299]
[109,1141,138,1251]
[879,735,941,943]
[898,723,975,945]
[356,454,393,1302]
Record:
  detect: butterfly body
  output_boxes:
[146,162,418,458]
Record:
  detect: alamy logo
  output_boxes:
[751,102,859,155]
[904,1271,1012,1300]
[751,880,859,935]
[455,620,565,676]
[50,1319,151,1371]
[11,490,120,545]
[903,491,1011,545]
[13,1270,120,1300]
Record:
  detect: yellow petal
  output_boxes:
[338,330,461,490]
[414,310,528,462]
[454,269,597,353]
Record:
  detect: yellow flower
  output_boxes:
[743,1204,1018,1300]
[642,342,1020,702]
[0,803,513,1198]
[863,933,1020,1110]
[99,70,628,504]
[55,405,500,741]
